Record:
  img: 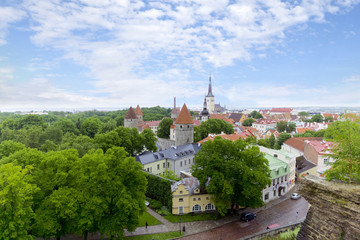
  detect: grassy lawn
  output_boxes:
[126,231,183,240]
[164,212,217,223]
[138,211,162,227]
[260,227,300,240]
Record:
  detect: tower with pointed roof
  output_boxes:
[199,97,210,121]
[124,106,139,128]
[205,75,215,114]
[135,105,143,121]
[174,104,194,146]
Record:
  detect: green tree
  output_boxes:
[197,119,234,140]
[60,134,98,157]
[191,137,271,215]
[0,164,38,240]
[53,119,79,135]
[40,140,58,152]
[157,118,173,139]
[275,133,291,149]
[140,129,157,152]
[76,147,147,239]
[298,111,309,117]
[276,121,287,132]
[0,140,25,159]
[268,134,276,149]
[39,126,63,145]
[160,170,179,181]
[324,116,334,122]
[311,114,324,123]
[242,118,256,127]
[100,119,117,133]
[324,119,360,183]
[80,117,102,138]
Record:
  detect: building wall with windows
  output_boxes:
[171,177,214,215]
[262,154,290,203]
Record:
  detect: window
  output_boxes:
[163,163,165,168]
[193,158,195,163]
[205,203,215,210]
[285,175,287,181]
[324,158,329,164]
[179,206,184,214]
[180,161,182,167]
[192,204,202,212]
[284,167,287,172]
[167,162,170,168]
[198,198,201,201]
[272,179,275,186]
[147,168,149,172]
[265,193,269,200]
[193,198,196,201]
[189,159,190,164]
[274,154,278,158]
[277,178,279,184]
[180,191,183,194]
[276,169,279,175]
[179,198,183,202]
[281,176,283,183]
[157,164,160,170]
[150,167,152,173]
[184,160,186,165]
[180,125,182,129]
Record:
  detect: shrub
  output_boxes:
[150,199,162,210]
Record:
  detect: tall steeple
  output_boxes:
[206,75,214,97]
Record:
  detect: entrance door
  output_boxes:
[179,206,184,214]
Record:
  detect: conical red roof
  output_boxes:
[125,107,137,119]
[135,105,143,115]
[175,104,194,124]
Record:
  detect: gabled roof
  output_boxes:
[125,107,137,119]
[135,105,143,116]
[175,104,194,124]
[171,177,200,194]
[229,113,244,122]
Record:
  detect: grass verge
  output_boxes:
[138,211,162,227]
[126,231,183,240]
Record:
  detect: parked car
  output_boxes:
[240,212,256,222]
[291,193,301,200]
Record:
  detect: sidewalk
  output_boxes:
[125,185,300,238]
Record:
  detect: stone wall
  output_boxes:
[157,137,175,151]
[297,175,360,240]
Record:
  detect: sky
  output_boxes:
[0,0,360,112]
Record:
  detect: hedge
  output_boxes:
[145,173,175,209]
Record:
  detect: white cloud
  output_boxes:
[0,6,26,45]
[342,75,360,83]
[1,0,359,110]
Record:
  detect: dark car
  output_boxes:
[241,212,256,222]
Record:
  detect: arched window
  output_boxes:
[192,204,202,212]
[205,203,215,211]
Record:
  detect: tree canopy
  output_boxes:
[324,119,360,183]
[157,118,173,139]
[248,110,263,119]
[242,118,256,127]
[194,119,234,142]
[191,137,271,215]
[276,121,296,133]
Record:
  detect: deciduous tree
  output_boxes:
[191,137,271,215]
[157,118,173,139]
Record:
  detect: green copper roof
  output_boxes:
[264,153,289,179]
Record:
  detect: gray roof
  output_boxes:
[296,156,317,174]
[171,177,200,193]
[136,143,201,165]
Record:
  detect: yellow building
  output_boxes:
[171,177,215,215]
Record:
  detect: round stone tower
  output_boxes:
[174,104,194,146]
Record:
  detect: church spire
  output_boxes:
[206,74,214,97]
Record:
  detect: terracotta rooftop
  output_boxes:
[175,104,194,124]
[171,107,180,114]
[283,137,323,152]
[210,114,235,124]
[271,108,293,113]
[124,107,137,119]
[143,124,150,129]
[135,105,143,116]
[146,120,162,127]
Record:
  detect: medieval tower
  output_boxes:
[205,75,215,114]
[174,104,194,146]
[171,97,180,120]
[135,105,143,121]
[124,106,139,128]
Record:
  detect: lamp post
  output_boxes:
[179,218,181,234]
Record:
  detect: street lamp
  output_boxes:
[179,218,182,234]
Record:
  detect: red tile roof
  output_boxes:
[210,114,235,124]
[198,133,250,144]
[143,124,150,129]
[271,108,293,113]
[125,107,137,119]
[283,137,323,152]
[146,120,162,127]
[175,104,194,124]
[296,127,314,134]
[135,105,143,116]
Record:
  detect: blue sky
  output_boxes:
[0,0,359,111]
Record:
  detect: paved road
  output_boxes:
[179,197,308,240]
